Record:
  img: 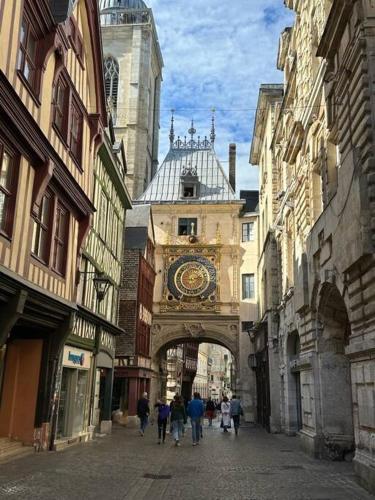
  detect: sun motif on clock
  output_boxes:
[167,255,217,301]
[175,262,210,297]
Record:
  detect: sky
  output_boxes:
[146,0,294,193]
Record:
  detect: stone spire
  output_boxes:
[169,109,175,146]
[210,109,216,145]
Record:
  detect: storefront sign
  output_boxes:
[63,346,91,370]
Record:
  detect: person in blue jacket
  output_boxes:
[187,392,204,446]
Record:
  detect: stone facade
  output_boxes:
[99,0,163,199]
[252,0,375,493]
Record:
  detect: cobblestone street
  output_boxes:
[0,420,372,500]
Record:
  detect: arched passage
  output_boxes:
[317,283,354,459]
[155,339,236,405]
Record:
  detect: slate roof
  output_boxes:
[137,145,241,204]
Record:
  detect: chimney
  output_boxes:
[229,143,236,192]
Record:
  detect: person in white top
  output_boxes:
[221,396,231,432]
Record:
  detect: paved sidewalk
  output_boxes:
[0,420,372,500]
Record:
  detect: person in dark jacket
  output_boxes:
[137,392,150,436]
[205,397,216,426]
[154,398,170,444]
[170,396,186,446]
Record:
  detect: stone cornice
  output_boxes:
[317,0,354,60]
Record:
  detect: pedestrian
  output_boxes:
[205,397,216,426]
[187,392,204,446]
[154,398,170,444]
[170,396,186,446]
[221,396,231,432]
[137,392,150,436]
[230,394,243,436]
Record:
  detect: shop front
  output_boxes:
[113,357,152,426]
[56,346,92,443]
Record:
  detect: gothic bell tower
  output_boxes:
[99,0,163,199]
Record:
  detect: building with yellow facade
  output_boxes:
[0,0,111,455]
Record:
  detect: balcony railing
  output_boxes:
[100,9,151,26]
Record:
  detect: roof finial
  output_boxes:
[210,108,216,144]
[169,109,175,146]
[188,119,196,146]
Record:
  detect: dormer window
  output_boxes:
[180,163,199,199]
[183,185,195,198]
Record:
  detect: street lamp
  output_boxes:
[93,272,111,302]
[79,270,111,303]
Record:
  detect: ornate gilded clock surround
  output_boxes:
[161,245,221,312]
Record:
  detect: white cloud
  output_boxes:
[147,0,294,192]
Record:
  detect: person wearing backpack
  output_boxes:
[154,398,170,444]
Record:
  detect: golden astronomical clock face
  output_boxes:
[167,255,217,300]
[174,262,210,297]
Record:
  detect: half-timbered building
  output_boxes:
[56,126,131,446]
[0,0,107,454]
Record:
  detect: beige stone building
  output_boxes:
[251,0,375,493]
[99,0,163,199]
[192,343,210,399]
[137,122,258,416]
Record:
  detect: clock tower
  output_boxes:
[136,119,259,418]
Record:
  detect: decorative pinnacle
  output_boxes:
[188,119,196,142]
[169,109,175,145]
[210,108,216,144]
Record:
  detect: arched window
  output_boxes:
[104,57,119,120]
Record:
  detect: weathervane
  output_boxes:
[188,119,196,144]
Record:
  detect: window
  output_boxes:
[69,17,84,65]
[104,57,119,119]
[52,203,69,275]
[99,192,108,240]
[69,99,83,164]
[52,74,83,166]
[242,222,254,242]
[53,76,69,136]
[178,218,197,236]
[18,15,37,88]
[32,190,53,263]
[242,274,255,300]
[241,321,254,332]
[0,144,17,238]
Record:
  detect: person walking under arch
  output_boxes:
[187,392,204,446]
[205,397,216,426]
[221,396,231,432]
[170,396,186,446]
[230,394,243,436]
[137,392,150,436]
[154,397,170,444]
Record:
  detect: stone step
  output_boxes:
[0,438,34,463]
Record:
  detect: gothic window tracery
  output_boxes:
[104,56,119,121]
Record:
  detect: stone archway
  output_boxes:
[149,315,240,407]
[317,283,354,460]
[151,317,239,358]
